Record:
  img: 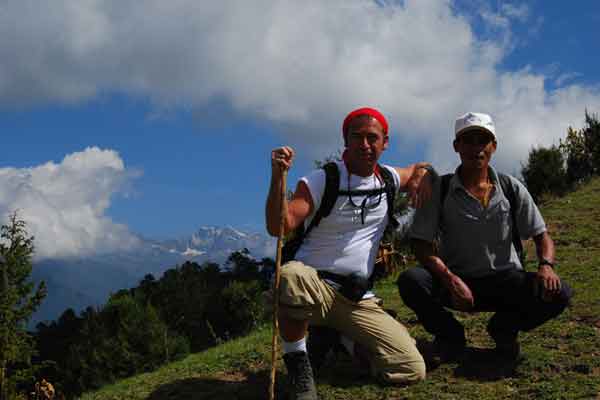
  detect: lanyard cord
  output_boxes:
[345,168,384,225]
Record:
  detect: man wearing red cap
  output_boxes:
[266,107,430,399]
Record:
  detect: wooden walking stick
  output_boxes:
[269,169,287,400]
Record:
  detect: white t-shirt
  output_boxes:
[294,161,401,279]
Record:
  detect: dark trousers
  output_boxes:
[397,267,573,343]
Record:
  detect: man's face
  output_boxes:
[344,116,388,171]
[453,129,497,170]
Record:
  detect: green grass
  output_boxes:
[81,178,600,400]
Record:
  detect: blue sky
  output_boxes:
[1,1,599,259]
[2,96,283,237]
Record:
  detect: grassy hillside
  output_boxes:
[81,178,600,400]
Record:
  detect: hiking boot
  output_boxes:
[432,336,466,363]
[283,351,318,400]
[493,336,521,362]
[487,326,521,362]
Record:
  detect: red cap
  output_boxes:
[342,107,389,141]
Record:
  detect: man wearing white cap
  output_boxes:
[397,112,572,363]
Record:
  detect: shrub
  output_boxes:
[521,145,568,201]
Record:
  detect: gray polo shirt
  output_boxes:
[410,166,546,278]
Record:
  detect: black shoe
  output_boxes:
[488,327,521,362]
[432,336,466,363]
[493,337,521,362]
[283,351,318,400]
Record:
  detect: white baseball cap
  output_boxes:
[454,112,496,140]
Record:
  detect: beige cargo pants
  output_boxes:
[278,261,426,383]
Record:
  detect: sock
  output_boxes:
[282,337,308,354]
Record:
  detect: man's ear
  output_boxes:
[453,139,459,153]
[383,135,389,150]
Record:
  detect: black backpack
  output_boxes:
[439,172,523,261]
[281,162,398,265]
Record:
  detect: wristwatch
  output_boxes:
[538,258,554,269]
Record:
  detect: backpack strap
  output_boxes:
[305,162,340,235]
[377,164,399,230]
[440,173,453,207]
[498,173,524,262]
[281,162,339,262]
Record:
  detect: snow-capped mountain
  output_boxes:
[158,225,275,262]
[31,226,275,326]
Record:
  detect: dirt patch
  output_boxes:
[146,370,277,400]
[212,370,247,382]
[573,315,600,328]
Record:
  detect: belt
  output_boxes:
[316,270,347,286]
[316,270,373,290]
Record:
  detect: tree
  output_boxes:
[102,293,186,375]
[560,126,592,185]
[218,281,264,336]
[30,248,273,398]
[582,111,600,175]
[560,111,600,185]
[0,213,46,400]
[225,249,260,281]
[521,145,568,202]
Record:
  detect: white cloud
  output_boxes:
[501,4,530,21]
[471,2,530,55]
[1,0,599,173]
[0,147,141,260]
[554,72,582,87]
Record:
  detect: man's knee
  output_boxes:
[402,356,427,383]
[279,261,316,298]
[377,353,426,384]
[278,262,314,309]
[397,267,431,304]
[278,261,327,321]
[412,358,427,382]
[556,281,573,307]
[539,279,573,312]
[280,261,305,284]
[398,267,420,289]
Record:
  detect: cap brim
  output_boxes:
[455,126,496,140]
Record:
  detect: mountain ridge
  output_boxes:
[31,225,275,325]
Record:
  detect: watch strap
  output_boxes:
[538,258,554,268]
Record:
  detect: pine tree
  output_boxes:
[0,213,46,400]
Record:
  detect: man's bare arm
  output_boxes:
[394,163,432,208]
[266,180,313,237]
[413,239,450,280]
[533,231,561,296]
[412,239,474,311]
[533,231,555,264]
[265,146,313,237]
